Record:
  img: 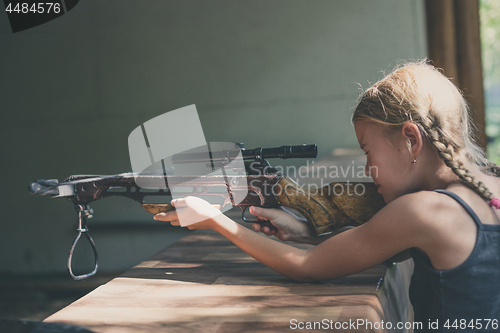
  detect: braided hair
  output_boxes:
[352,61,500,205]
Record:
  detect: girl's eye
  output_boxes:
[364,151,368,155]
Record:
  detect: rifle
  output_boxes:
[29,144,385,280]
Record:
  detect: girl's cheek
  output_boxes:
[365,157,373,177]
[364,161,370,177]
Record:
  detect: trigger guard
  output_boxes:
[241,206,270,223]
[242,206,252,222]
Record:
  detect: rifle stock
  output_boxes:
[275,177,386,235]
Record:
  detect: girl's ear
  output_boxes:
[401,122,423,158]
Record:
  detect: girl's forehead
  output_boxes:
[355,120,397,148]
[354,120,380,140]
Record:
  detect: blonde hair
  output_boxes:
[352,61,498,201]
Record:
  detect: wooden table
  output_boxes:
[44,229,414,333]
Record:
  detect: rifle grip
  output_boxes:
[274,176,386,235]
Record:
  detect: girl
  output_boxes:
[154,62,500,331]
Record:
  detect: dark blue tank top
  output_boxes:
[409,190,500,332]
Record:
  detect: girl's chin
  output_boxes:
[382,190,407,204]
[380,191,395,204]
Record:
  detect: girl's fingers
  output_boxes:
[262,226,277,236]
[171,198,185,207]
[154,211,178,221]
[249,206,281,221]
[171,197,199,208]
[153,213,166,221]
[252,221,277,236]
[153,212,180,226]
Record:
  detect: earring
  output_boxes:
[407,141,416,164]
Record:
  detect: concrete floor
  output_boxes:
[0,273,118,322]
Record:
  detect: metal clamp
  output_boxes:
[67,204,98,280]
[254,147,263,164]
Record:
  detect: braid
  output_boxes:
[486,162,500,177]
[423,118,494,201]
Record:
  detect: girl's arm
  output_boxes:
[155,194,428,281]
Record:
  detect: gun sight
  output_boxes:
[171,144,317,165]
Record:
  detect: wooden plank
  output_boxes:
[45,229,413,333]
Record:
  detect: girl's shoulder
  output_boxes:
[385,190,459,226]
[386,188,486,270]
[361,190,458,247]
[379,190,471,245]
[388,185,496,224]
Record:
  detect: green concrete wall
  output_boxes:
[0,0,426,275]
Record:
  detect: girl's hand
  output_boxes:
[249,206,314,243]
[153,196,221,230]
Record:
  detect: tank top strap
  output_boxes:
[434,190,483,227]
